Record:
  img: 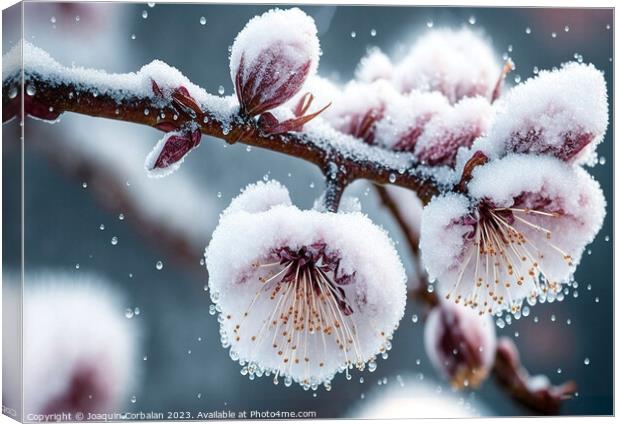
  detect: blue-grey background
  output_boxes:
[3,3,613,417]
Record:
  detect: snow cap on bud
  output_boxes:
[480,62,608,165]
[325,80,400,143]
[424,301,496,389]
[420,154,605,315]
[230,8,320,117]
[375,90,450,151]
[144,127,201,178]
[394,28,500,103]
[355,47,394,83]
[414,97,493,166]
[206,180,407,388]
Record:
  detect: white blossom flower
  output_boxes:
[230,8,320,117]
[19,273,138,415]
[420,154,605,315]
[394,28,500,103]
[355,47,394,83]
[323,79,401,143]
[425,301,496,388]
[205,180,407,388]
[473,62,608,166]
[347,374,491,418]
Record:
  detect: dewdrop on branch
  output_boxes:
[478,62,608,165]
[424,301,496,389]
[420,154,605,316]
[205,180,407,389]
[230,8,320,118]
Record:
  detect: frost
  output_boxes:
[421,154,606,315]
[355,47,394,83]
[18,272,138,414]
[15,40,238,124]
[230,8,320,116]
[394,28,500,103]
[414,96,493,166]
[206,180,407,387]
[374,90,450,151]
[475,62,608,165]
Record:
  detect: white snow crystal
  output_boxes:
[421,154,605,315]
[205,180,407,387]
[394,28,500,103]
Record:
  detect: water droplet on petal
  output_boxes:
[388,173,396,183]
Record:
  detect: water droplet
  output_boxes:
[411,314,418,323]
[507,44,513,52]
[564,25,570,32]
[141,10,148,19]
[125,308,134,319]
[246,146,252,152]
[468,15,476,25]
[156,260,163,270]
[551,314,556,322]
[143,355,148,360]
[143,108,150,116]
[200,16,207,25]
[551,32,557,38]
[50,16,56,23]
[130,395,136,403]
[534,316,539,323]
[118,213,125,221]
[131,34,136,40]
[525,27,531,34]
[566,318,572,325]
[388,173,396,183]
[99,224,105,231]
[514,75,521,84]
[370,28,377,37]
[134,307,140,316]
[75,15,80,22]
[599,156,606,165]
[426,20,434,28]
[604,235,610,242]
[8,86,17,99]
[496,318,505,329]
[557,368,562,374]
[148,2,155,7]
[350,31,356,38]
[75,263,80,270]
[110,236,118,246]
[368,360,377,372]
[309,181,315,188]
[188,349,192,355]
[587,284,592,291]
[594,297,600,303]
[203,116,209,124]
[218,85,225,95]
[606,24,611,30]
[415,358,421,365]
[26,85,36,96]
[82,181,88,188]
[584,357,590,365]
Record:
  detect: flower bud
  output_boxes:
[424,301,497,388]
[145,127,201,177]
[230,8,320,117]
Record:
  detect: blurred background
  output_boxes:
[2,2,613,418]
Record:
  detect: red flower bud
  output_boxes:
[424,302,497,389]
[145,128,201,177]
[229,8,320,117]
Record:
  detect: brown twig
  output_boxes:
[3,68,440,206]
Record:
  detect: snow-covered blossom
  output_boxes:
[355,47,394,83]
[230,8,320,117]
[324,80,400,143]
[425,301,496,388]
[144,127,201,177]
[347,374,491,418]
[205,180,407,388]
[21,273,138,415]
[394,28,500,103]
[420,154,605,315]
[475,62,608,165]
[375,93,492,166]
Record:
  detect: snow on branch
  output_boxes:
[3,40,441,205]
